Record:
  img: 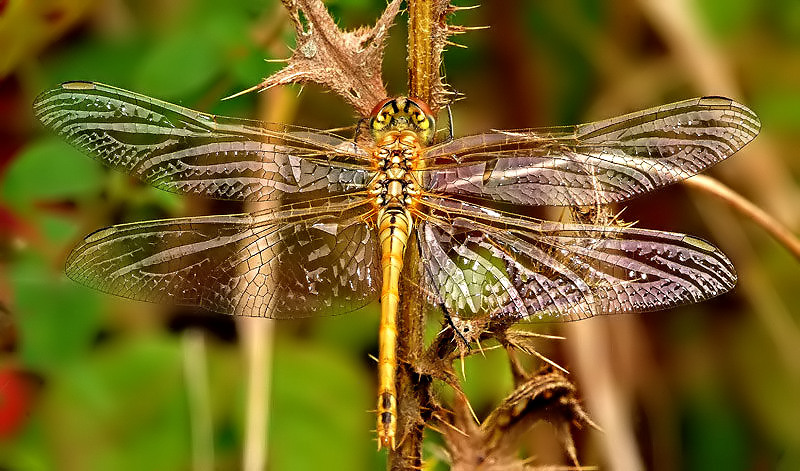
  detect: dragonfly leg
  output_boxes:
[445,103,454,142]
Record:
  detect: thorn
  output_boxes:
[447,3,481,13]
[425,423,445,435]
[480,344,503,353]
[531,349,570,374]
[438,418,469,437]
[449,24,490,34]
[514,330,566,341]
[264,57,290,63]
[368,353,378,363]
[444,40,468,49]
[464,397,479,425]
[223,82,269,101]
[475,339,487,358]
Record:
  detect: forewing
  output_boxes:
[420,97,759,206]
[66,199,380,318]
[34,82,374,201]
[417,197,736,321]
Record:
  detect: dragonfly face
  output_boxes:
[370,97,436,145]
[33,82,760,450]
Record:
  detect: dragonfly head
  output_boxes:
[370,97,435,145]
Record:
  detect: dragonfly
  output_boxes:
[34,82,760,449]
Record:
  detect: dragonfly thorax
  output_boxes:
[370,130,421,211]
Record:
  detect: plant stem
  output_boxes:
[183,329,214,471]
[684,174,800,261]
[391,232,427,470]
[390,2,442,468]
[407,0,436,105]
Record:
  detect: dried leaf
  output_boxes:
[237,0,402,117]
[440,367,599,470]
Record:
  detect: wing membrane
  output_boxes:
[34,82,374,201]
[66,198,380,318]
[420,97,760,206]
[417,197,736,321]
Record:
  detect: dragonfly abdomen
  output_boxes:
[370,122,426,449]
[376,206,412,449]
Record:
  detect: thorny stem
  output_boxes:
[407,0,435,105]
[392,233,427,469]
[391,2,442,469]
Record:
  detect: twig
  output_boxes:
[182,329,214,471]
[684,175,800,261]
[240,87,295,471]
[240,318,275,471]
[389,1,448,469]
[407,0,456,114]
[407,0,435,105]
[392,231,427,470]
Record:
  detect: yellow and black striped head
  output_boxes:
[369,97,436,145]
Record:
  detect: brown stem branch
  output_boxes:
[389,2,449,468]
[407,0,435,105]
[683,174,800,262]
[407,0,456,114]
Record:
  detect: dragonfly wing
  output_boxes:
[66,199,381,318]
[34,82,374,201]
[421,97,760,206]
[417,197,736,321]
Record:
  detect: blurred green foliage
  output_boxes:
[1,0,799,470]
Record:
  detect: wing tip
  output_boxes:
[698,95,762,139]
[83,226,118,243]
[682,234,738,293]
[61,81,97,91]
[33,82,99,124]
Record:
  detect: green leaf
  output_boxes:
[681,387,751,471]
[42,37,148,87]
[134,32,223,100]
[268,339,377,471]
[1,138,104,209]
[11,252,102,371]
[42,337,191,470]
[37,214,80,244]
[694,0,758,38]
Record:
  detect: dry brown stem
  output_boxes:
[407,0,462,113]
[392,231,428,470]
[684,175,800,262]
[438,367,598,471]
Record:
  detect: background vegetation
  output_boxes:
[1,0,799,469]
